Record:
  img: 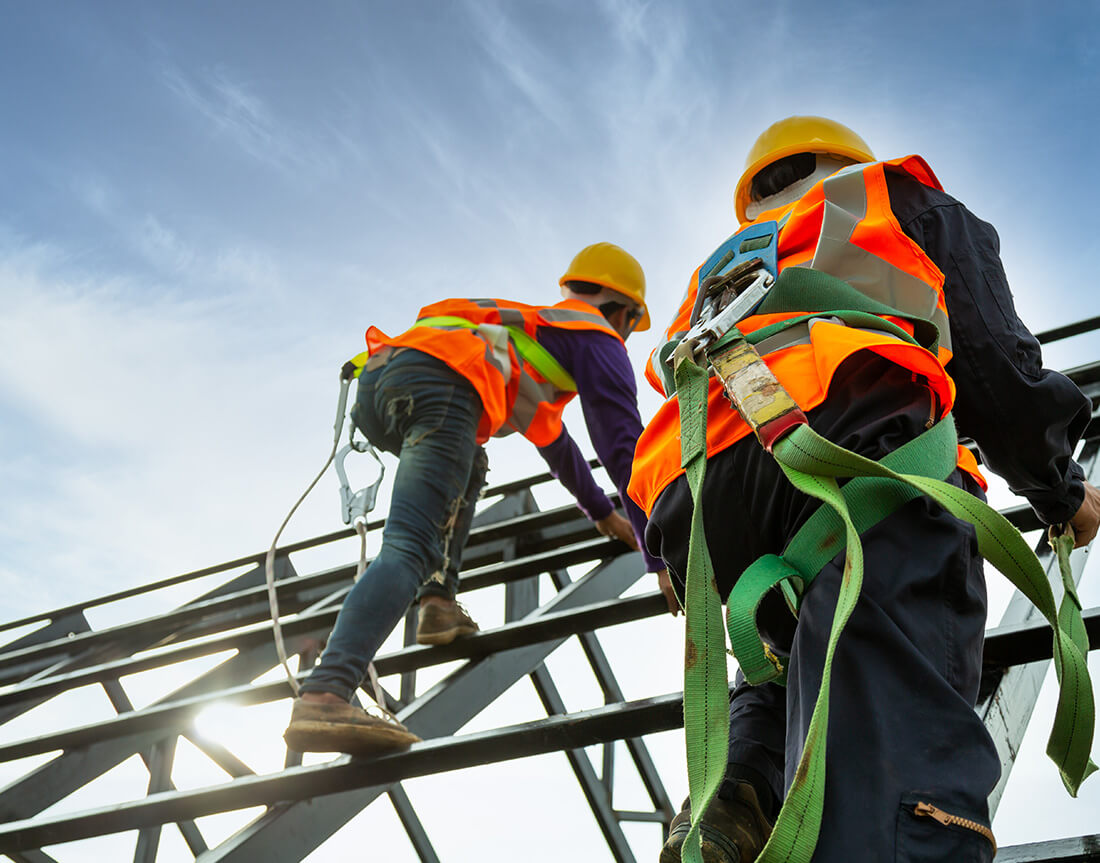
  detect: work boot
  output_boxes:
[416,599,479,645]
[658,781,773,863]
[283,698,421,756]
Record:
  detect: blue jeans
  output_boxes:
[301,349,488,700]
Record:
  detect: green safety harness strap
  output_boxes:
[674,327,1096,863]
[414,315,578,392]
[674,352,735,863]
[725,413,959,687]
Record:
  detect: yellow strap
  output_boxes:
[414,315,577,392]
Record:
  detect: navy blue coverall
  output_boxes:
[645,172,1092,861]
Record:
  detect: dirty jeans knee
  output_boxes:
[416,444,488,603]
[301,350,484,700]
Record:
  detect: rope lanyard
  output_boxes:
[673,330,1096,863]
[264,367,396,720]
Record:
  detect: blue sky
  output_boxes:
[1,1,1099,860]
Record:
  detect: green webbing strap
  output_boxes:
[674,352,733,863]
[747,424,1097,863]
[676,347,1096,863]
[725,415,959,687]
[755,266,942,355]
[414,315,577,392]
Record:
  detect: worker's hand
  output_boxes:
[656,568,680,616]
[1069,481,1100,548]
[595,511,639,550]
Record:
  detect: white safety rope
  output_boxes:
[265,370,398,720]
[265,441,338,698]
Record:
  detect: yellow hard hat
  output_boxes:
[559,242,650,331]
[734,116,875,223]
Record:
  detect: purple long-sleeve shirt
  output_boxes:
[535,326,664,572]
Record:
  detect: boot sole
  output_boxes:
[284,720,420,756]
[416,624,478,646]
[660,819,743,863]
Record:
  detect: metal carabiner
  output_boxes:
[332,374,386,526]
[334,438,384,526]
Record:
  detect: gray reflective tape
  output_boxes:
[811,168,952,352]
[539,307,612,327]
[499,373,565,439]
[755,328,812,355]
[754,316,913,358]
[499,307,526,328]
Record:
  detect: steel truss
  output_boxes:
[1,319,1099,862]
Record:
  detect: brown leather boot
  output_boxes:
[658,782,773,863]
[416,599,479,645]
[283,698,421,756]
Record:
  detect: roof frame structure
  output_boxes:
[1,319,1099,862]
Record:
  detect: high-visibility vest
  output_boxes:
[628,155,984,516]
[365,297,622,446]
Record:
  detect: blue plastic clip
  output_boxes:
[698,220,779,285]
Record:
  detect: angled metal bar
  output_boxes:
[5,849,61,863]
[530,664,636,862]
[387,784,441,863]
[0,511,599,686]
[0,682,684,853]
[133,737,177,863]
[0,612,91,657]
[995,834,1100,861]
[101,677,209,856]
[547,568,676,829]
[0,614,93,727]
[0,591,666,763]
[180,735,255,779]
[0,587,663,712]
[399,606,418,706]
[0,643,279,823]
[614,811,669,824]
[0,463,581,639]
[1035,315,1100,345]
[981,436,1099,814]
[507,541,633,862]
[194,552,645,862]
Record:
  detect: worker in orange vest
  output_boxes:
[628,117,1100,861]
[283,242,666,755]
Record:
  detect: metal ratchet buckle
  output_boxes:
[669,221,779,366]
[685,260,774,349]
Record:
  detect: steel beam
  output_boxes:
[0,683,682,853]
[387,784,440,863]
[995,835,1100,861]
[981,437,1099,813]
[194,553,645,863]
[0,643,279,823]
[547,568,675,830]
[530,665,637,862]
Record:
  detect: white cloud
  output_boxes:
[159,62,339,182]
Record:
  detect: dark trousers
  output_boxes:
[302,350,488,700]
[647,356,1000,861]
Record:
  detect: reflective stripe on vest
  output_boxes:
[628,155,974,516]
[363,298,620,446]
[810,165,951,354]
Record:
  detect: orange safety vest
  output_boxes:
[628,156,985,516]
[366,298,622,446]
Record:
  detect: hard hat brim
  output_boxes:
[734,141,875,224]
